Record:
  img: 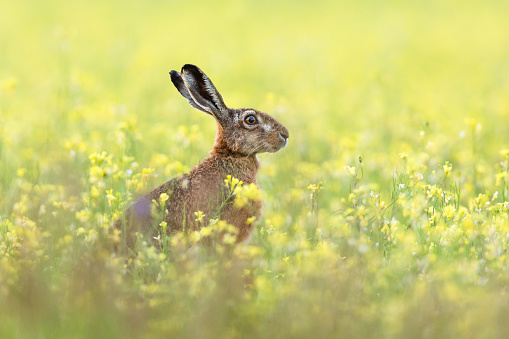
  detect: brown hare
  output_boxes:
[115,64,289,249]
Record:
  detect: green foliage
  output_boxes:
[2,0,509,337]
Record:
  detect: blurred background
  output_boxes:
[2,0,509,190]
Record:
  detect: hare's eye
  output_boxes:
[244,115,258,125]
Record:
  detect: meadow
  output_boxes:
[2,0,509,337]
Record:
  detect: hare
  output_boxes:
[115,64,289,249]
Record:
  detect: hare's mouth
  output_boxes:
[282,137,288,147]
[278,134,288,148]
[269,135,288,153]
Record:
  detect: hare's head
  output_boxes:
[170,64,289,157]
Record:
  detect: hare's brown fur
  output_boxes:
[115,64,288,249]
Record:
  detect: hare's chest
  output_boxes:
[220,193,262,242]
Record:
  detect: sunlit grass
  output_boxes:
[2,0,509,337]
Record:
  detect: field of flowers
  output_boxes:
[2,0,509,337]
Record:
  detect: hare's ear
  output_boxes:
[179,64,229,121]
[170,70,211,115]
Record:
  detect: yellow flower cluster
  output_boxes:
[234,183,262,209]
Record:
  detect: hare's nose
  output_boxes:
[279,127,289,140]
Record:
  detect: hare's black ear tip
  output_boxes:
[169,70,181,82]
[181,64,199,73]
